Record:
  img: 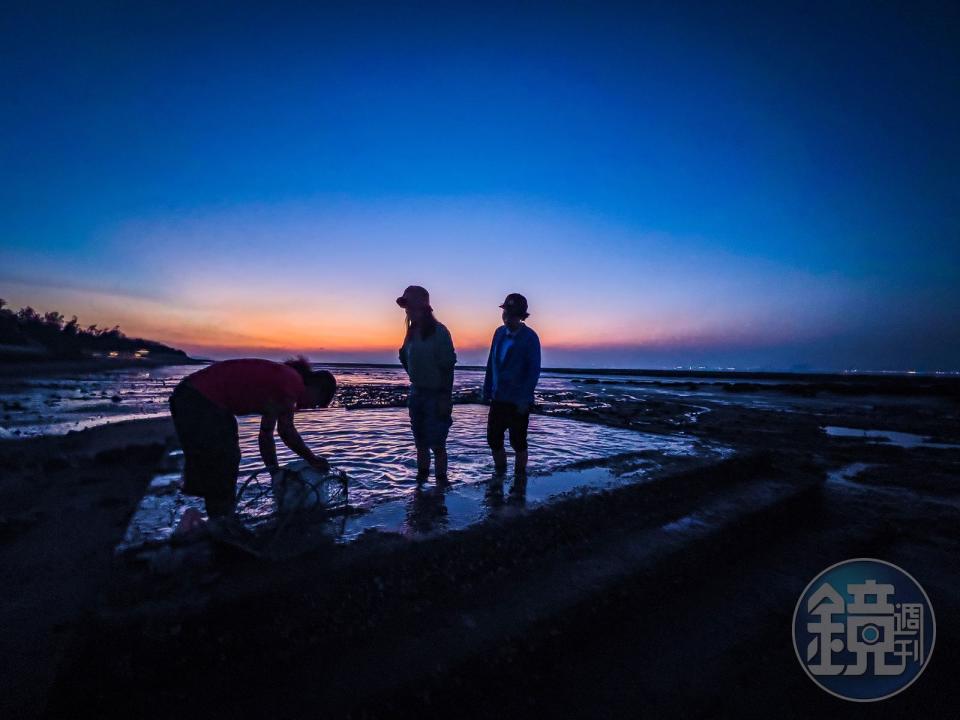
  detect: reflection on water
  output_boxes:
[238,405,704,503]
[823,425,960,449]
[3,364,938,440]
[0,365,192,437]
[406,485,450,534]
[120,405,729,550]
[0,364,608,438]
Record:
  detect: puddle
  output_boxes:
[823,426,960,449]
[119,405,730,550]
[335,464,636,542]
[826,462,960,510]
[826,462,874,487]
[662,514,710,533]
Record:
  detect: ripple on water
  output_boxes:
[120,405,729,550]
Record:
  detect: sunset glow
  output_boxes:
[2,3,958,370]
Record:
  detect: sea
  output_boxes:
[0,363,888,550]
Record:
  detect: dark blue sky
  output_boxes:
[2,1,958,369]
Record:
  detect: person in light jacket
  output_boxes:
[482,293,541,478]
[397,285,457,484]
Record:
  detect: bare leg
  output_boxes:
[515,449,528,477]
[416,448,430,481]
[492,448,508,475]
[434,446,448,483]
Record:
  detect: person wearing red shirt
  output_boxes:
[169,357,336,518]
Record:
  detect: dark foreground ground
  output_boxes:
[1,374,958,718]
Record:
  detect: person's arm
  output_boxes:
[398,343,408,372]
[482,332,496,402]
[518,332,541,413]
[276,411,329,472]
[436,326,456,394]
[434,326,457,415]
[259,413,280,471]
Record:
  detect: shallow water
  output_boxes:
[0,364,622,438]
[120,405,730,550]
[823,425,960,449]
[0,365,192,437]
[4,363,952,440]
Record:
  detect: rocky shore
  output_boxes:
[1,376,958,718]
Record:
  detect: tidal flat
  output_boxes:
[1,368,958,718]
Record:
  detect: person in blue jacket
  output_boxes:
[482,293,541,478]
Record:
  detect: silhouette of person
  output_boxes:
[482,293,541,478]
[169,358,336,518]
[397,286,457,484]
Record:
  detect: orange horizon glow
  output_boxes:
[2,277,830,365]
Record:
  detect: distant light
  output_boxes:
[108,351,119,358]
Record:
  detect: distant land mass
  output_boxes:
[0,299,195,366]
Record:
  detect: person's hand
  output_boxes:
[308,457,330,474]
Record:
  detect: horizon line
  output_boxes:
[186,358,959,378]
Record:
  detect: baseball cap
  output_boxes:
[499,293,529,316]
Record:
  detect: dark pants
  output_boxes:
[486,400,530,452]
[169,381,240,517]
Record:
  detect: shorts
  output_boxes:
[408,386,453,450]
[486,400,530,452]
[169,380,240,515]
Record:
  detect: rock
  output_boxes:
[42,454,71,472]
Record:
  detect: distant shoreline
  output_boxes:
[316,361,959,384]
[1,356,956,390]
[0,356,207,378]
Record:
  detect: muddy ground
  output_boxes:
[1,375,958,718]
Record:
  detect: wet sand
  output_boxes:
[2,375,959,718]
[0,417,175,715]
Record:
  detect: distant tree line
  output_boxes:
[0,299,189,361]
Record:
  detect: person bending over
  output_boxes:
[169,357,336,518]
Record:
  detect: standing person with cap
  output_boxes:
[396,286,457,484]
[482,293,541,480]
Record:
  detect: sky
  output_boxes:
[2,1,958,370]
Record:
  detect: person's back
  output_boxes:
[400,322,456,391]
[170,358,336,518]
[187,358,305,416]
[485,323,540,408]
[483,293,541,481]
